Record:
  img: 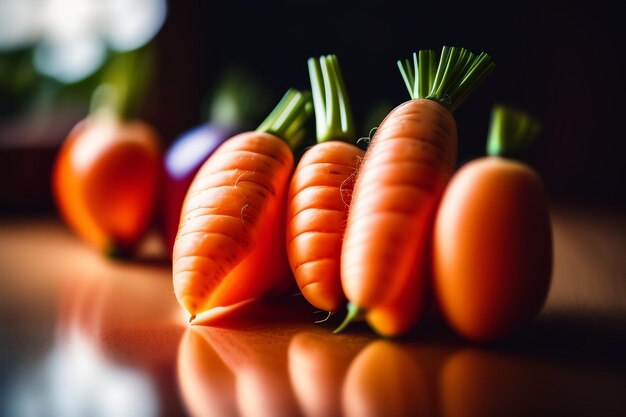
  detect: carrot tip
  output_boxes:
[333,302,364,334]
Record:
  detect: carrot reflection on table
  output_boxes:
[177,328,237,417]
[288,332,363,417]
[186,326,300,417]
[440,347,626,417]
[342,340,432,417]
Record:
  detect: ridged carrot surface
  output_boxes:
[172,89,312,320]
[341,98,457,335]
[287,141,364,311]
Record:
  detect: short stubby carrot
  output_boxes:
[172,89,312,321]
[286,55,365,313]
[337,46,495,336]
[52,76,162,257]
[433,105,552,342]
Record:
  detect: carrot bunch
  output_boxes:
[172,89,313,323]
[336,46,495,336]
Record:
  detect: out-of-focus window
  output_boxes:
[0,0,167,214]
[0,0,166,83]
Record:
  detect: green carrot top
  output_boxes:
[207,68,269,129]
[398,46,495,113]
[308,54,356,143]
[487,104,542,157]
[256,88,313,150]
[90,48,154,121]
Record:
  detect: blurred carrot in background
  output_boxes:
[432,105,552,342]
[51,49,162,257]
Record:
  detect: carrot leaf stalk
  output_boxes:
[308,54,356,143]
[487,104,542,157]
[257,88,313,150]
[90,48,154,120]
[397,46,495,112]
[333,302,364,334]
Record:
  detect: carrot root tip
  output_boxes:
[333,302,364,334]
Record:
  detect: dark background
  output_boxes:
[1,0,625,213]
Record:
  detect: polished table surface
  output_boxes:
[1,204,625,417]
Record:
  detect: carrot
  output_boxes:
[52,51,161,257]
[336,46,495,336]
[432,105,552,342]
[286,55,365,313]
[172,89,312,322]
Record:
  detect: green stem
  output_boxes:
[308,54,356,143]
[333,302,364,334]
[487,104,542,157]
[208,68,267,128]
[256,88,313,150]
[397,46,495,112]
[90,47,153,121]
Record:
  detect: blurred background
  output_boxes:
[1,0,624,216]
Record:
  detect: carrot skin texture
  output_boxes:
[341,99,457,335]
[433,157,552,342]
[172,131,293,316]
[286,141,365,312]
[52,117,161,252]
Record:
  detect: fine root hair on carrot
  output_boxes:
[314,310,334,324]
[339,169,358,208]
[239,204,249,224]
[355,126,378,149]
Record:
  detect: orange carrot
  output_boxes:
[337,46,495,336]
[52,114,161,255]
[172,89,312,322]
[433,105,551,342]
[52,51,161,257]
[286,55,365,313]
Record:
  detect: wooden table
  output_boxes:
[1,204,625,417]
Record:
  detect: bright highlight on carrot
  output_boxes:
[337,46,495,337]
[172,89,313,322]
[286,55,365,313]
[432,105,552,342]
